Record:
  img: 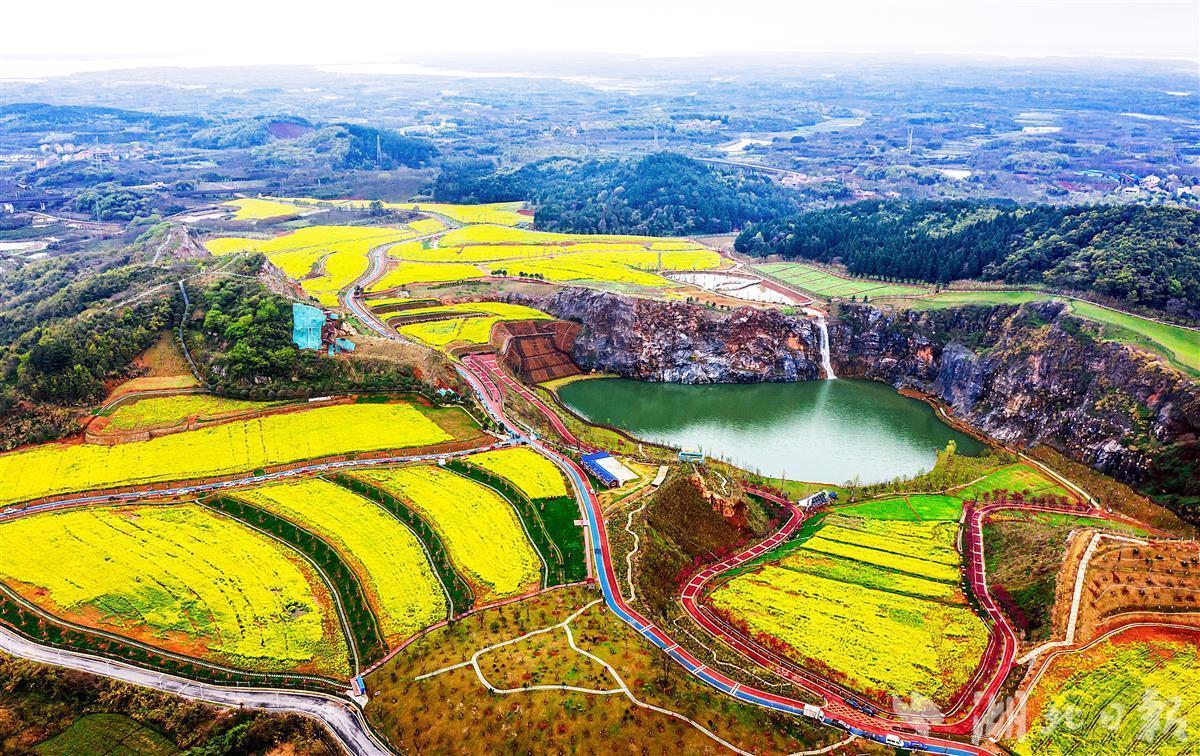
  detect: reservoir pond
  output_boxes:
[557,378,986,485]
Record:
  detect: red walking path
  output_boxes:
[458,353,992,755]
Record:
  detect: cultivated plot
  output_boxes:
[235,478,449,645]
[353,466,542,602]
[100,394,285,431]
[0,401,452,505]
[0,503,350,676]
[754,261,931,299]
[384,301,552,350]
[221,197,309,221]
[463,447,570,499]
[205,225,415,306]
[709,510,987,706]
[1010,627,1200,755]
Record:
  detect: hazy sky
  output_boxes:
[1,0,1197,79]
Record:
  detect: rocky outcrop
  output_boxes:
[544,288,821,383]
[836,301,1199,493]
[542,288,1199,520]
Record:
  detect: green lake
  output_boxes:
[557,378,986,485]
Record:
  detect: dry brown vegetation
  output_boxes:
[363,586,840,755]
[1075,539,1200,641]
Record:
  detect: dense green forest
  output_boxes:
[182,256,422,399]
[736,201,1200,319]
[435,153,799,235]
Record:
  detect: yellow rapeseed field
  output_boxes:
[501,253,673,288]
[0,503,350,675]
[390,302,552,349]
[711,510,987,706]
[710,566,988,704]
[367,262,483,292]
[407,217,446,235]
[400,244,554,263]
[385,301,550,321]
[222,198,309,221]
[105,395,283,430]
[0,402,452,506]
[354,466,541,601]
[237,479,447,644]
[204,225,414,306]
[464,447,569,499]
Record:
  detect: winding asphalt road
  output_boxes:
[457,355,988,755]
[0,625,391,756]
[0,231,1109,756]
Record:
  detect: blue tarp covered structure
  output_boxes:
[581,453,619,487]
[293,303,325,350]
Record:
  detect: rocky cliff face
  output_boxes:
[544,288,821,382]
[542,289,1199,520]
[834,302,1199,490]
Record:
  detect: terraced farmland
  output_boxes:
[387,302,552,349]
[102,394,285,431]
[1012,627,1200,755]
[367,260,483,292]
[374,217,720,293]
[709,510,987,706]
[504,249,717,288]
[0,401,453,506]
[353,466,542,602]
[753,261,932,299]
[463,447,570,499]
[235,479,448,645]
[0,503,350,676]
[204,225,414,306]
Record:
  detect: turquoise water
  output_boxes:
[558,378,985,485]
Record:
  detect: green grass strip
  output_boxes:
[204,496,387,667]
[328,474,475,616]
[446,459,587,584]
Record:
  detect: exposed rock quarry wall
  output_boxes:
[542,288,1199,519]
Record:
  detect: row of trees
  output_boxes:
[736,200,1200,319]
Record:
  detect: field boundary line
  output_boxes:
[321,473,458,622]
[1017,531,1148,664]
[0,582,342,688]
[328,473,476,618]
[198,500,364,676]
[445,465,555,588]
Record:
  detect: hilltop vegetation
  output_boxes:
[737,201,1200,319]
[435,153,799,236]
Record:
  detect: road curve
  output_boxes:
[458,356,988,756]
[0,625,390,756]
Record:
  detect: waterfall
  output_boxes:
[817,316,837,380]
